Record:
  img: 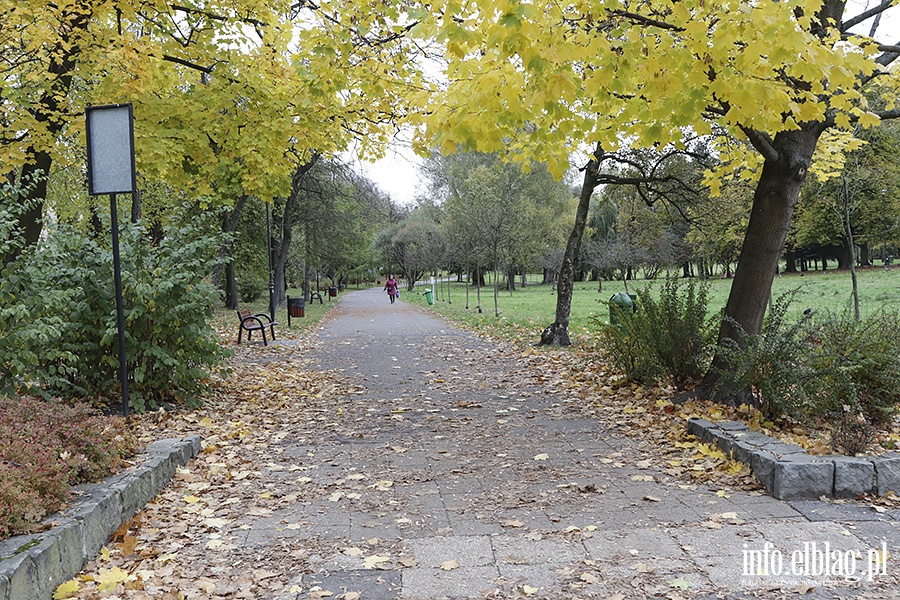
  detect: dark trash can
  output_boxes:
[287,296,305,325]
[328,287,337,298]
[609,292,634,325]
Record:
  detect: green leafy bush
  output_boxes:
[713,291,816,420]
[0,395,134,538]
[715,294,900,441]
[806,311,900,428]
[598,279,715,390]
[0,205,232,411]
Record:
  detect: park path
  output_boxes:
[70,288,900,599]
[238,289,898,599]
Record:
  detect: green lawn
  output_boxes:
[405,267,900,347]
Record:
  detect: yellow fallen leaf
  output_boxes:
[343,547,364,557]
[183,495,202,504]
[52,579,80,599]
[362,555,390,569]
[533,453,549,461]
[94,566,130,592]
[721,512,739,519]
[522,585,539,596]
[440,559,459,570]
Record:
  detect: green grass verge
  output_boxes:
[404,267,900,347]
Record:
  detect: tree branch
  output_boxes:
[740,127,779,162]
[606,9,684,32]
[841,0,894,33]
[160,54,213,73]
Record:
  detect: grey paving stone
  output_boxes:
[407,536,494,568]
[584,527,683,560]
[687,418,718,443]
[749,450,778,494]
[871,452,900,496]
[496,563,560,592]
[401,565,500,599]
[718,421,751,432]
[772,456,835,500]
[789,499,894,522]
[491,535,585,565]
[832,456,876,498]
[305,570,402,600]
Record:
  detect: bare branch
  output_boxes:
[841,0,894,33]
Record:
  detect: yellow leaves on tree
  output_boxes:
[410,0,897,188]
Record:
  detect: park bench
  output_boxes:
[236,309,278,346]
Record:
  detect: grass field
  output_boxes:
[403,267,900,347]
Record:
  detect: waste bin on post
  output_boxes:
[328,287,337,298]
[424,288,434,305]
[609,292,634,325]
[287,296,305,326]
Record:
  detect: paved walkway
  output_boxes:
[215,288,897,600]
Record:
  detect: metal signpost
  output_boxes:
[85,103,136,417]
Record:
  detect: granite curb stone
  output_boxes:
[687,418,892,500]
[0,435,200,600]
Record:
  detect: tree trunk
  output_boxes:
[859,241,871,266]
[6,6,89,266]
[273,156,318,307]
[700,126,824,402]
[216,195,248,310]
[540,143,601,346]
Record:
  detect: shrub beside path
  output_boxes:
[63,288,899,599]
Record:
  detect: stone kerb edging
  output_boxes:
[0,435,201,600]
[687,419,900,501]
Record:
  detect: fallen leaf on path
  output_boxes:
[52,579,80,599]
[362,555,390,569]
[440,559,459,571]
[668,577,693,589]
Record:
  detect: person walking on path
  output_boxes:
[383,274,399,303]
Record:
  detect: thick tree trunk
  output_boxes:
[540,143,601,346]
[859,242,871,266]
[700,126,824,402]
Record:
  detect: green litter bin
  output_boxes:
[609,292,634,325]
[424,289,434,305]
